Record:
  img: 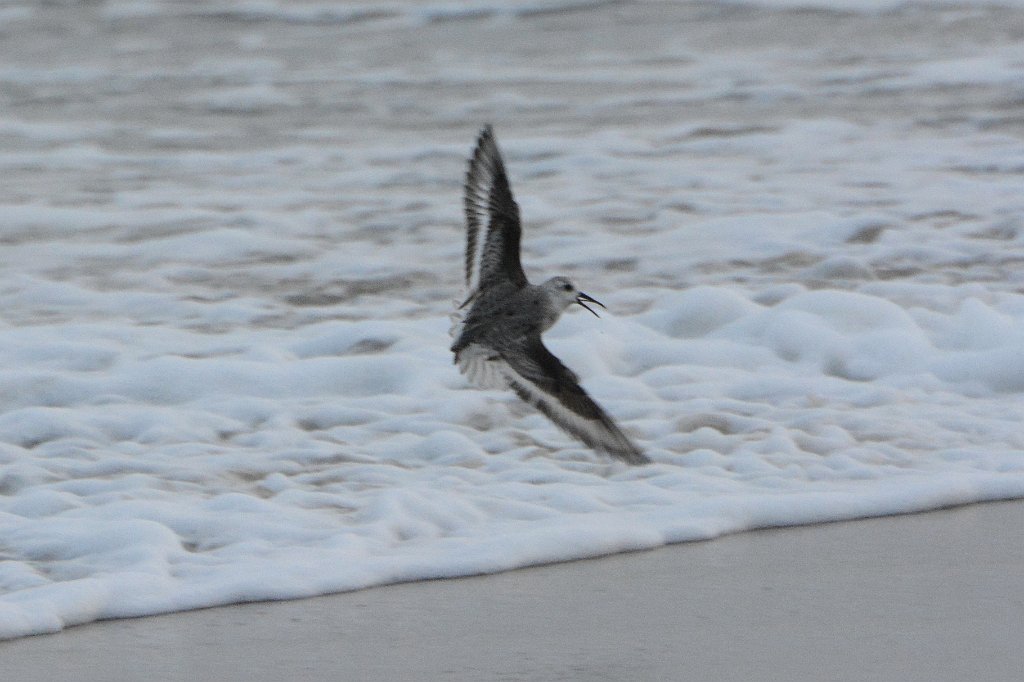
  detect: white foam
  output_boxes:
[2,0,1024,641]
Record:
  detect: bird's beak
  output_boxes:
[575,292,606,318]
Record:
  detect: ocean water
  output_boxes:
[2,0,1024,639]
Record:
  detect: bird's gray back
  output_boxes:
[452,283,560,354]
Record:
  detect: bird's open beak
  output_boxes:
[575,292,606,318]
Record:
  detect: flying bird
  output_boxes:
[450,125,649,465]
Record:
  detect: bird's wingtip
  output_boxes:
[602,438,650,466]
[624,449,652,466]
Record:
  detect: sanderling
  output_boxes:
[450,125,649,465]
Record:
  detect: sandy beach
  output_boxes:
[4,500,1022,681]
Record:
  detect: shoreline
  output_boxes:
[4,500,1022,681]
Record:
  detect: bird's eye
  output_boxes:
[563,283,573,291]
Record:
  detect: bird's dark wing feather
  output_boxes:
[496,335,649,465]
[463,125,528,294]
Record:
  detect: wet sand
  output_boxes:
[4,500,1022,681]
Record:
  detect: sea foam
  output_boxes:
[2,0,1024,640]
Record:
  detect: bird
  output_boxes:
[450,125,649,465]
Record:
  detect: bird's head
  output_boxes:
[542,276,606,318]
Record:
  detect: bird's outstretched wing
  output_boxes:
[463,125,528,296]
[456,336,649,465]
